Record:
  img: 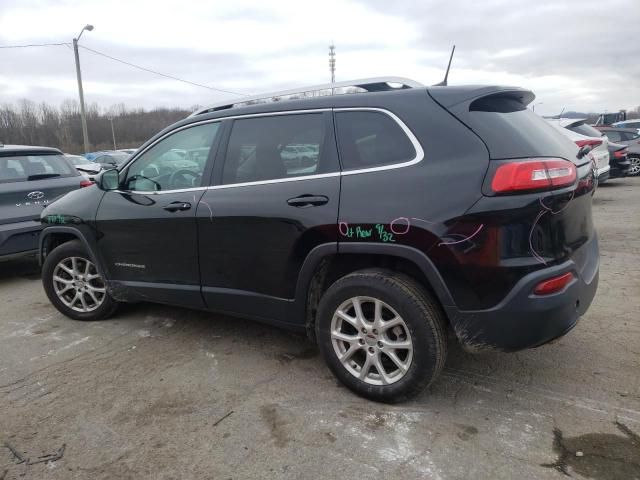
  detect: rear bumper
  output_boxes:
[609,159,631,178]
[596,165,611,184]
[0,219,43,259]
[447,233,599,352]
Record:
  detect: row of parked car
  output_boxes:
[546,118,640,180]
[63,149,137,178]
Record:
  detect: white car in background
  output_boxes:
[547,119,610,183]
[64,154,102,177]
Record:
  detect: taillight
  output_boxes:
[491,158,577,194]
[613,149,628,159]
[533,272,574,295]
[80,179,94,188]
[575,139,602,148]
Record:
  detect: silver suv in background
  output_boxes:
[0,145,92,261]
[547,119,611,183]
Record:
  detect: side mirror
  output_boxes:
[99,168,120,191]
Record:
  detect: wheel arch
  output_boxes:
[39,227,105,279]
[295,242,456,341]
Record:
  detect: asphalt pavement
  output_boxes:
[1,177,639,480]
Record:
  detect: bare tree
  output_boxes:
[0,99,190,153]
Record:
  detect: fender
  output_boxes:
[39,226,107,281]
[293,242,457,324]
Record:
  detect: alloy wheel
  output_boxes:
[52,256,106,313]
[628,156,640,176]
[330,296,413,386]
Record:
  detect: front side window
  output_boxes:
[124,122,219,191]
[0,154,76,184]
[335,111,416,170]
[222,113,325,184]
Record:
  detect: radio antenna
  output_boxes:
[434,45,455,86]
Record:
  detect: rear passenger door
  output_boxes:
[197,111,340,322]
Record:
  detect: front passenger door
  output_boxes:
[95,121,221,307]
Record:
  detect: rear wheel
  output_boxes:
[628,156,640,176]
[42,240,118,321]
[316,269,447,403]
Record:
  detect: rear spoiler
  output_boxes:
[427,86,535,111]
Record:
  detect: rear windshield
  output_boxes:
[463,108,579,159]
[568,123,603,138]
[0,154,76,184]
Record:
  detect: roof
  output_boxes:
[596,126,640,133]
[613,119,640,126]
[0,144,63,155]
[189,77,425,116]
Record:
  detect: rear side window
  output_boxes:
[0,154,76,184]
[568,123,603,138]
[623,131,640,141]
[222,113,327,184]
[335,111,415,170]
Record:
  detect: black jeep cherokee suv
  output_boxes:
[39,78,599,402]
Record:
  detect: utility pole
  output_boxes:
[73,24,94,154]
[109,117,117,150]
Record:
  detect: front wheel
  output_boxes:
[316,269,447,403]
[42,240,119,321]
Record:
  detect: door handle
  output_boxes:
[163,201,191,212]
[287,195,329,208]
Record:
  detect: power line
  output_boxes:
[0,42,69,49]
[78,45,246,96]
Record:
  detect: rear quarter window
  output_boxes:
[0,154,76,184]
[335,111,416,170]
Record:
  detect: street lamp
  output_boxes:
[73,24,94,154]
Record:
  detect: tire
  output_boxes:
[628,156,640,176]
[316,269,447,403]
[42,240,119,321]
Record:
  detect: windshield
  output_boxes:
[0,153,76,184]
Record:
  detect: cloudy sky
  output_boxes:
[1,0,638,116]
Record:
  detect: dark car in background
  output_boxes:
[596,127,640,176]
[606,142,631,178]
[93,152,130,169]
[0,145,92,261]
